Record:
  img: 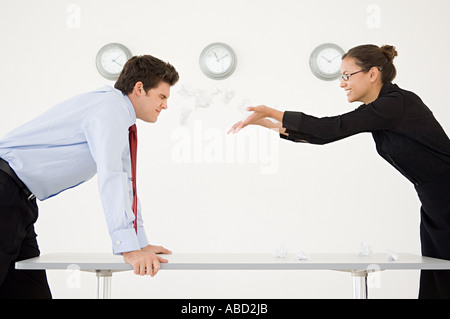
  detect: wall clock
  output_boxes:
[309,43,344,81]
[96,43,133,80]
[199,42,237,80]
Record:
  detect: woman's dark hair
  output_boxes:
[114,55,179,94]
[342,44,398,84]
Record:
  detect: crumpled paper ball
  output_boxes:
[273,245,288,258]
[295,251,309,260]
[387,249,399,261]
[357,242,373,256]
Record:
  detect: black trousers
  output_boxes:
[416,170,450,299]
[0,169,52,299]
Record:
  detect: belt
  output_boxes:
[0,158,36,201]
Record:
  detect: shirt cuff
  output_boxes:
[110,227,149,255]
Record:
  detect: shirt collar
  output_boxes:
[123,94,137,124]
[98,85,137,125]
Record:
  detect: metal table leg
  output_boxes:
[96,270,112,299]
[351,271,368,299]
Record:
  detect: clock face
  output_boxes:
[200,43,237,80]
[309,43,344,81]
[96,43,132,80]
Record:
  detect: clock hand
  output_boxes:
[112,60,123,67]
[330,54,342,61]
[321,56,332,63]
[214,52,220,62]
[112,53,124,64]
[218,53,229,61]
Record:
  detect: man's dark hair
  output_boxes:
[114,55,179,94]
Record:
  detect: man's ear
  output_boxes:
[133,81,145,96]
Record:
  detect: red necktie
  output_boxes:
[128,124,138,233]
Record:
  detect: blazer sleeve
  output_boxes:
[281,92,405,145]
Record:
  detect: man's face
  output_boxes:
[133,81,171,123]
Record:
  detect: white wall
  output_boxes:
[1,0,449,299]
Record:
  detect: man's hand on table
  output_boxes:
[122,244,172,277]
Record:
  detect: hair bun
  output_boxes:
[380,45,398,63]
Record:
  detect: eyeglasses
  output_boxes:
[339,67,382,81]
[339,70,366,81]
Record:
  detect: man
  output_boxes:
[0,54,179,298]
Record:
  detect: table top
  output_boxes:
[15,252,450,272]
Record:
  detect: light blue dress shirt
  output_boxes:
[0,86,149,254]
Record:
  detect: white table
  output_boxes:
[15,252,450,299]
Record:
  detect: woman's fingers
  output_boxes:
[227,121,244,134]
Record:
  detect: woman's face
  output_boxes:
[340,57,379,104]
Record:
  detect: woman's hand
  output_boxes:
[228,105,285,134]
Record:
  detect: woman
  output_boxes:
[229,44,450,299]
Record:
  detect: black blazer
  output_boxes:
[281,82,450,186]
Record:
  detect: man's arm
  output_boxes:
[82,101,170,275]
